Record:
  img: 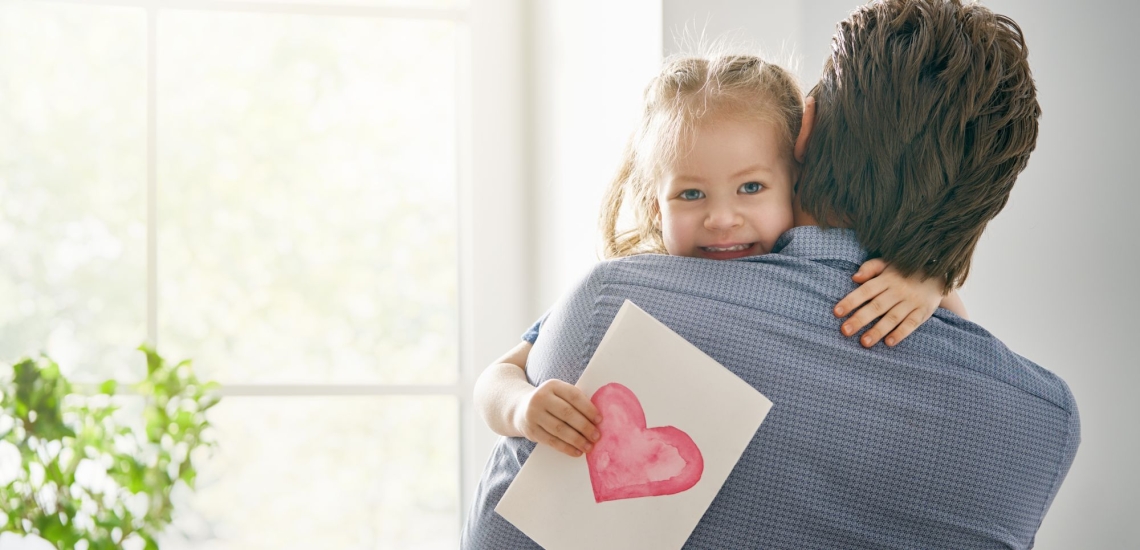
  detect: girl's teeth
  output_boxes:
[704,244,749,252]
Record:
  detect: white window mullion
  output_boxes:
[215,384,464,397]
[147,5,159,349]
[73,383,464,397]
[455,9,474,530]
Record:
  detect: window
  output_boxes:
[0,0,522,547]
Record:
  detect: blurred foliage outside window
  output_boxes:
[0,348,219,550]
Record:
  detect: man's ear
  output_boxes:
[794,96,816,163]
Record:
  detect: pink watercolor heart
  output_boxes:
[586,382,704,503]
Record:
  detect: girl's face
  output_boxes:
[656,116,795,260]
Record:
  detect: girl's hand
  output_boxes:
[833,258,944,348]
[514,379,602,457]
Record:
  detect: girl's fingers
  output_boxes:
[885,308,931,347]
[550,400,600,446]
[536,425,583,457]
[860,302,915,348]
[554,383,601,423]
[852,258,889,284]
[835,285,872,319]
[835,278,887,319]
[538,411,593,455]
[841,286,895,336]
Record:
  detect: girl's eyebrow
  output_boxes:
[671,164,773,185]
[671,175,706,184]
[731,164,771,178]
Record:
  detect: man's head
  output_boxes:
[796,0,1040,290]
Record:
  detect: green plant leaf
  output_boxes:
[1,345,221,546]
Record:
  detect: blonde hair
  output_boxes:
[600,54,804,258]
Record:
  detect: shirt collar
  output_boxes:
[770,226,869,265]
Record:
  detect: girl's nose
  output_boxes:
[704,202,743,231]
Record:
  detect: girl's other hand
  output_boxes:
[833,258,944,348]
[514,379,602,458]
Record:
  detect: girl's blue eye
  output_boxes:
[680,189,704,200]
[740,182,762,194]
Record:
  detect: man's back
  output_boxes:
[462,227,1079,549]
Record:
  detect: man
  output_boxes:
[463,0,1080,547]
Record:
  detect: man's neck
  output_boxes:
[792,199,820,227]
[792,198,848,229]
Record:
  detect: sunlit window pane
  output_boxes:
[157,12,458,385]
[0,2,146,381]
[160,396,459,549]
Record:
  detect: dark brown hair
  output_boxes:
[797,0,1040,290]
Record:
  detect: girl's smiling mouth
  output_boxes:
[698,242,757,259]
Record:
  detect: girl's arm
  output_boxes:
[833,258,968,348]
[473,341,601,457]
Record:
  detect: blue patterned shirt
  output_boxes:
[463,226,1079,549]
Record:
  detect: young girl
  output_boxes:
[475,54,967,458]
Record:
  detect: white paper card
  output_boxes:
[496,300,773,550]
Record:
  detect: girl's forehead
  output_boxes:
[674,112,783,150]
[676,117,784,157]
[654,117,796,182]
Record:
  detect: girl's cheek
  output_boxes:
[661,231,683,256]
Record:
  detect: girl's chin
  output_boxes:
[694,243,761,260]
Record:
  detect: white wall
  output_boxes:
[660,0,1140,547]
[662,0,807,79]
[960,1,1140,546]
[526,1,663,313]
[463,0,531,518]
